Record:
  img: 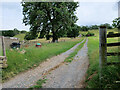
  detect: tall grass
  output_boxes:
[86,29,120,88]
[2,38,84,81]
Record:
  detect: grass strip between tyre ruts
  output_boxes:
[64,38,86,63]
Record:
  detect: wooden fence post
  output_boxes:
[2,36,6,56]
[99,26,107,87]
[1,36,7,68]
[99,26,107,68]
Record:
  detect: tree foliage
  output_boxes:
[112,17,120,29]
[67,24,79,38]
[101,23,113,29]
[1,28,27,37]
[22,2,79,42]
[1,28,20,37]
[80,26,89,31]
[89,25,98,30]
[24,32,36,40]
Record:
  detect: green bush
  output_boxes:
[24,32,37,40]
[82,32,94,37]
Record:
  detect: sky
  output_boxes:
[0,0,118,31]
[76,2,118,26]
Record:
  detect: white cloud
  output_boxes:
[76,2,118,26]
[0,2,30,31]
[0,2,118,31]
[75,0,118,2]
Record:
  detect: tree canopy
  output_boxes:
[22,2,79,42]
[67,24,80,38]
[112,17,120,29]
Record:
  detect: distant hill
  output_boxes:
[14,34,25,41]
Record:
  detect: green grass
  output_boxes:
[2,37,84,81]
[30,79,47,89]
[64,38,86,62]
[14,34,25,41]
[86,29,120,88]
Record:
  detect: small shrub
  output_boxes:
[86,32,94,37]
[82,32,94,37]
[24,32,37,40]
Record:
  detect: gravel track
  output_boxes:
[2,38,86,88]
[42,38,89,88]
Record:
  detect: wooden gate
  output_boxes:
[99,26,120,67]
[99,26,120,86]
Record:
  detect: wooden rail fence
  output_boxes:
[99,26,120,67]
[99,26,120,86]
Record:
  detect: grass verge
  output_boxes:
[2,38,84,81]
[86,29,120,88]
[29,79,47,89]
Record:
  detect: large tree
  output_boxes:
[22,2,79,42]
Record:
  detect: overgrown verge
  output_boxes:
[2,38,84,82]
[86,36,120,88]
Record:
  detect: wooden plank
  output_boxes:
[107,42,120,47]
[107,33,120,38]
[107,52,120,56]
[107,62,120,65]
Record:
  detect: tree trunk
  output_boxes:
[52,32,58,43]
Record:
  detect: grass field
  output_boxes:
[14,34,25,41]
[14,33,72,43]
[2,37,84,81]
[86,28,120,88]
